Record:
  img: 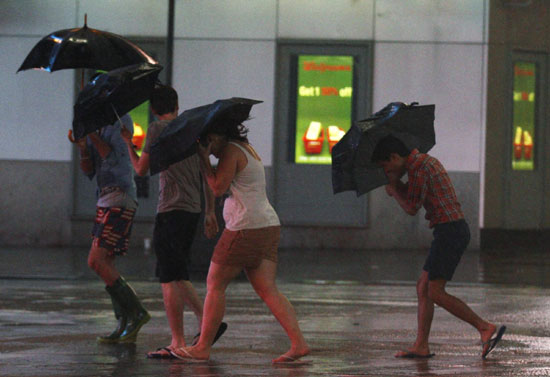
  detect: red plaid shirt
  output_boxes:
[406,149,464,228]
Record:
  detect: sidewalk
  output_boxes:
[0,246,549,376]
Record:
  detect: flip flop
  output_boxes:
[395,351,435,359]
[191,322,228,346]
[272,355,312,365]
[170,347,209,363]
[482,325,506,359]
[146,347,176,359]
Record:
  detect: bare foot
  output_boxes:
[170,346,210,362]
[481,324,507,358]
[480,323,497,356]
[272,346,310,364]
[395,347,433,358]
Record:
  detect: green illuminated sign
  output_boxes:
[512,62,536,171]
[128,101,150,156]
[294,55,353,164]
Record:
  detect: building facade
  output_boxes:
[1,0,546,251]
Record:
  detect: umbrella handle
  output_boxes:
[111,103,123,126]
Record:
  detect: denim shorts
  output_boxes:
[423,219,470,281]
[153,210,200,283]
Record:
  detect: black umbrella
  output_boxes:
[72,62,163,139]
[149,97,262,175]
[17,18,157,73]
[331,102,435,196]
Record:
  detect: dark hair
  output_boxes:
[371,135,411,163]
[206,117,249,143]
[150,85,178,115]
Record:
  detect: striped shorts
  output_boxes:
[91,206,136,256]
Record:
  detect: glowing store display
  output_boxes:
[92,69,150,156]
[512,62,536,171]
[294,55,353,164]
[129,101,150,156]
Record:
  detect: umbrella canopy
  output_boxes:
[72,62,163,139]
[149,97,262,175]
[17,22,157,73]
[331,102,435,196]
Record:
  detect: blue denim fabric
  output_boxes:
[86,114,137,202]
[423,219,470,281]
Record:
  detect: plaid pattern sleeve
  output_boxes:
[406,149,464,228]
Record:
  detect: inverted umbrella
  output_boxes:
[72,62,163,139]
[17,18,157,73]
[149,97,262,175]
[331,102,435,196]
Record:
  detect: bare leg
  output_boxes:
[147,280,204,357]
[428,279,497,355]
[245,259,309,363]
[161,281,186,349]
[88,243,119,286]
[396,271,434,357]
[172,262,241,360]
[178,280,204,327]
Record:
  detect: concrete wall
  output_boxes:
[0,160,72,245]
[280,171,480,249]
[0,0,487,249]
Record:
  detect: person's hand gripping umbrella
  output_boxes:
[331,102,436,196]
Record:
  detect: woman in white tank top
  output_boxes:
[171,118,310,364]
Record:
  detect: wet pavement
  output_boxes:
[0,246,549,376]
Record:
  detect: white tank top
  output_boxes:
[223,142,280,231]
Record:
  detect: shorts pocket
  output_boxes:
[219,230,242,252]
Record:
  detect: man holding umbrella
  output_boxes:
[69,113,151,344]
[121,85,226,358]
[371,134,505,359]
[20,16,159,345]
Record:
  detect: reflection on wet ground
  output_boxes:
[0,246,549,376]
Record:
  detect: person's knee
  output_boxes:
[206,276,228,297]
[254,283,278,301]
[416,276,429,298]
[87,246,109,273]
[427,284,445,304]
[87,253,101,273]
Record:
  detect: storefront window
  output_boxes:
[92,69,150,156]
[128,101,150,156]
[512,62,536,171]
[294,55,353,164]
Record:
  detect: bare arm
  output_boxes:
[202,173,219,238]
[197,142,238,197]
[120,125,149,176]
[87,131,112,159]
[68,130,93,174]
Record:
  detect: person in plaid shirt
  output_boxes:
[371,135,505,359]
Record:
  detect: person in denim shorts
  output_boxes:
[372,135,505,359]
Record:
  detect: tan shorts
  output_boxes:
[212,226,280,269]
